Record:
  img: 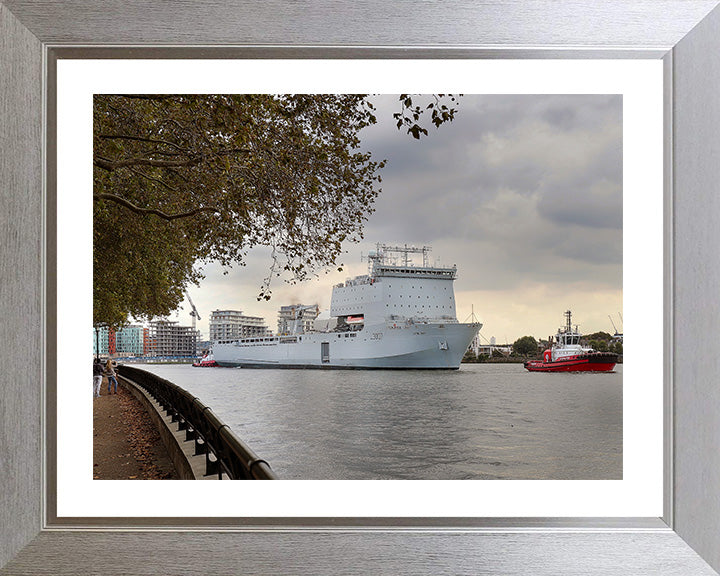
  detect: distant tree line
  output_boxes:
[512,336,538,357]
[462,349,515,363]
[583,331,623,355]
[463,329,624,364]
[508,332,623,358]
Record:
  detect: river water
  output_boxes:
[133,363,622,480]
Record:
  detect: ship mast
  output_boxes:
[374,243,432,266]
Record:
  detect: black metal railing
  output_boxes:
[118,365,276,480]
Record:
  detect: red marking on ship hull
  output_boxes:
[524,354,617,373]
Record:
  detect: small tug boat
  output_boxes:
[192,351,218,367]
[524,310,618,373]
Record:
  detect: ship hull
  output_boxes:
[524,353,618,372]
[213,322,480,370]
[192,360,218,367]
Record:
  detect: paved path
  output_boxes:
[93,382,179,479]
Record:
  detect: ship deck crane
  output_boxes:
[290,304,318,335]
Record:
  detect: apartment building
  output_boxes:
[147,319,198,356]
[209,310,271,342]
[115,325,145,356]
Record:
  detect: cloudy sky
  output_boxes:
[175,94,622,344]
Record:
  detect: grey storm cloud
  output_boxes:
[356,94,622,290]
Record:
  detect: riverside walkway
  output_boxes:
[93,384,179,479]
[97,365,276,480]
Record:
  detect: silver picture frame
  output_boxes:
[2,1,720,574]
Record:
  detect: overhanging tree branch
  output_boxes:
[99,133,187,151]
[94,155,203,171]
[94,147,251,171]
[94,192,219,220]
[129,167,180,193]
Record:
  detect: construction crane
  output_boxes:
[608,314,623,341]
[185,291,201,332]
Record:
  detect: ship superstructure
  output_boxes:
[212,244,481,369]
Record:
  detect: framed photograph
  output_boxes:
[2,1,720,574]
[62,61,656,518]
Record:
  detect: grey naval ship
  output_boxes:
[212,244,481,369]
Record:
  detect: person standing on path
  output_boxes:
[93,358,103,398]
[105,359,118,394]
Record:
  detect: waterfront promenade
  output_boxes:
[93,384,179,479]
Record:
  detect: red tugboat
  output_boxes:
[192,351,218,367]
[524,310,618,372]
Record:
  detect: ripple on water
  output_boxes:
[132,363,622,480]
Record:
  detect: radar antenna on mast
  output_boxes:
[372,243,432,266]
